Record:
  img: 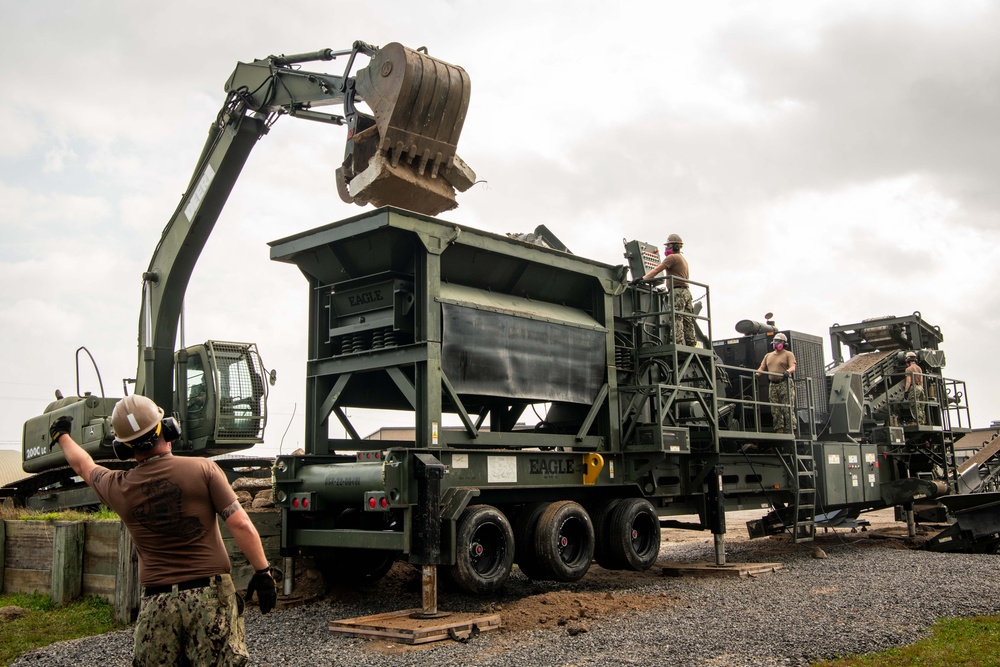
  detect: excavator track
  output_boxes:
[1,456,275,511]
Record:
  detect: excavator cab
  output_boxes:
[176,341,268,456]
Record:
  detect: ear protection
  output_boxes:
[112,417,181,460]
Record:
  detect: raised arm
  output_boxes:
[49,417,99,484]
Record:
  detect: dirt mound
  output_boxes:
[478,588,680,633]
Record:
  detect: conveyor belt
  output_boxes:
[958,437,1000,476]
[827,350,894,374]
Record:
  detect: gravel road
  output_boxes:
[12,515,1000,667]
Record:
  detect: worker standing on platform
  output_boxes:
[641,234,697,346]
[904,351,927,425]
[756,333,797,434]
[48,394,276,667]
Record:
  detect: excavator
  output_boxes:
[6,41,475,509]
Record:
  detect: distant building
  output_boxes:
[953,426,1000,474]
[0,449,29,487]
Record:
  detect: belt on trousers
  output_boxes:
[143,575,221,597]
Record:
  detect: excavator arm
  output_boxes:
[17,42,474,477]
[138,41,475,410]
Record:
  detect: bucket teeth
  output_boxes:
[341,42,474,216]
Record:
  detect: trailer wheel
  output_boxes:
[450,504,515,594]
[591,499,624,569]
[534,500,594,582]
[513,502,550,580]
[608,498,661,571]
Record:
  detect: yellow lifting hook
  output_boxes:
[582,452,604,485]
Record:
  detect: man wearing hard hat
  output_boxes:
[756,333,797,434]
[49,394,275,666]
[641,233,697,346]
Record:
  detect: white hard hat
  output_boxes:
[111,394,164,445]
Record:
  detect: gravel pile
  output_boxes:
[12,532,1000,667]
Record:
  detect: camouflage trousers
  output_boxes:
[909,384,926,425]
[134,573,248,667]
[671,287,698,346]
[768,380,796,434]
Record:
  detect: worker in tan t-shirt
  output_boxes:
[49,394,275,667]
[756,332,797,434]
[639,233,697,346]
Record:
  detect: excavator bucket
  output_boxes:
[338,43,476,216]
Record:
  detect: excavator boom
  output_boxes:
[19,41,475,481]
[140,41,474,410]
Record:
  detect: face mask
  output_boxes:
[663,247,673,257]
[774,342,784,351]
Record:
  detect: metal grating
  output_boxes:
[789,332,826,417]
[210,341,267,442]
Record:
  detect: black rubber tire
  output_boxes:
[533,500,595,582]
[450,504,515,594]
[591,499,624,569]
[318,508,400,588]
[607,498,661,571]
[513,502,551,580]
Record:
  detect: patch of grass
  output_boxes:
[814,615,1000,667]
[5,505,119,522]
[0,593,126,666]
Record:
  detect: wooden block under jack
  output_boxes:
[329,610,502,645]
[660,561,783,578]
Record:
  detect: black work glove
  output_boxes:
[246,568,277,614]
[49,416,73,443]
[782,371,789,380]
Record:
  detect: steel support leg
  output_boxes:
[411,453,446,618]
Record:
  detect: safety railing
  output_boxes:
[939,377,971,432]
[715,363,795,438]
[623,276,712,348]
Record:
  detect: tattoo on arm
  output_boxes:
[220,500,240,520]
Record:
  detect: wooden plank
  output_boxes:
[217,511,281,539]
[3,568,50,595]
[329,610,502,645]
[248,511,281,537]
[115,522,140,624]
[222,535,280,560]
[660,561,783,578]
[4,522,53,570]
[82,573,116,601]
[51,522,85,605]
[83,523,120,576]
[1,512,285,604]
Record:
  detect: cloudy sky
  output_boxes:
[2,1,998,456]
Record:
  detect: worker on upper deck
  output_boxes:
[756,332,797,434]
[903,351,927,426]
[641,233,697,346]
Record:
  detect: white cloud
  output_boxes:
[2,0,999,452]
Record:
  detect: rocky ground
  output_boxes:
[13,507,1000,667]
